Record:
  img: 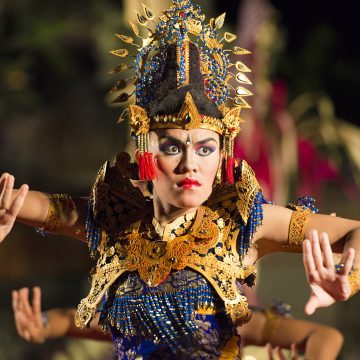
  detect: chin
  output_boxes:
[171,192,210,209]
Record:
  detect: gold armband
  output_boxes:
[348,268,360,298]
[262,302,292,342]
[287,208,312,248]
[39,194,74,234]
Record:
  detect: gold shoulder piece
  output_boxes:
[91,155,149,234]
[207,160,261,226]
[235,160,261,225]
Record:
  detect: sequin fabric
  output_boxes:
[100,269,237,359]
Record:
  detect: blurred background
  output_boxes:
[0,0,359,359]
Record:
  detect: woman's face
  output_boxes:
[150,128,221,209]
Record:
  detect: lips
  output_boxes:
[177,178,201,189]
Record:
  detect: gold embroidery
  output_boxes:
[208,160,261,226]
[77,160,262,328]
[152,210,196,241]
[349,268,360,298]
[39,194,74,233]
[287,209,312,248]
[76,205,255,328]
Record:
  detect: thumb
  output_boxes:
[304,294,319,315]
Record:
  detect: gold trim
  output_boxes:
[39,194,73,234]
[349,268,360,298]
[151,92,223,134]
[287,209,312,248]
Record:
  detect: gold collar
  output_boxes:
[151,210,197,241]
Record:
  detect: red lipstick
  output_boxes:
[177,178,201,189]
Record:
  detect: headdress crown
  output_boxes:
[110,0,253,183]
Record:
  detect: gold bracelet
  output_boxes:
[39,194,73,234]
[348,268,360,298]
[287,208,312,248]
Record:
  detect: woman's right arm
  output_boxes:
[239,311,343,360]
[1,173,88,242]
[12,287,110,343]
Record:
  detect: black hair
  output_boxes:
[146,43,222,118]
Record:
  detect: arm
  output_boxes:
[239,311,343,360]
[0,173,88,242]
[255,204,360,258]
[12,287,110,343]
[253,204,360,312]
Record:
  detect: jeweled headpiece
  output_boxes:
[110,0,253,183]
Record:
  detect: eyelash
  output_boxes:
[159,144,181,155]
[195,145,215,156]
[159,144,215,156]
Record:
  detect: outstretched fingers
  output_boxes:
[7,184,28,218]
[303,239,316,283]
[0,174,14,211]
[31,287,43,328]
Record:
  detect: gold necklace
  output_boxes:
[152,210,196,241]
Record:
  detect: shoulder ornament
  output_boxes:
[207,160,261,226]
[91,152,149,235]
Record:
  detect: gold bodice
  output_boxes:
[75,153,262,329]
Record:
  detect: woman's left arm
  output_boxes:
[255,204,360,258]
[253,204,360,312]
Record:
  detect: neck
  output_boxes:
[152,195,198,227]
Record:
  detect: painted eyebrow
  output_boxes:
[159,135,218,145]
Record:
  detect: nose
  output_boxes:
[177,148,198,174]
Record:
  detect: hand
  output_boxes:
[0,173,28,243]
[303,230,355,315]
[12,287,48,343]
[266,343,298,360]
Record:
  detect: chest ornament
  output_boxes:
[76,205,255,329]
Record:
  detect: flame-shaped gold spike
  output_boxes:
[108,63,129,74]
[109,79,127,93]
[135,11,148,26]
[235,86,253,97]
[109,49,129,58]
[234,97,251,108]
[224,32,237,43]
[215,13,226,29]
[232,47,252,55]
[142,3,155,21]
[235,61,251,72]
[209,18,215,29]
[111,92,131,104]
[236,73,252,85]
[129,20,140,37]
[115,34,134,44]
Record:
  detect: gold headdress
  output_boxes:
[110,0,253,183]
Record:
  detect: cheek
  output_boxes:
[200,156,219,181]
[154,155,179,174]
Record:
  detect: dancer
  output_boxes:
[1,1,359,358]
